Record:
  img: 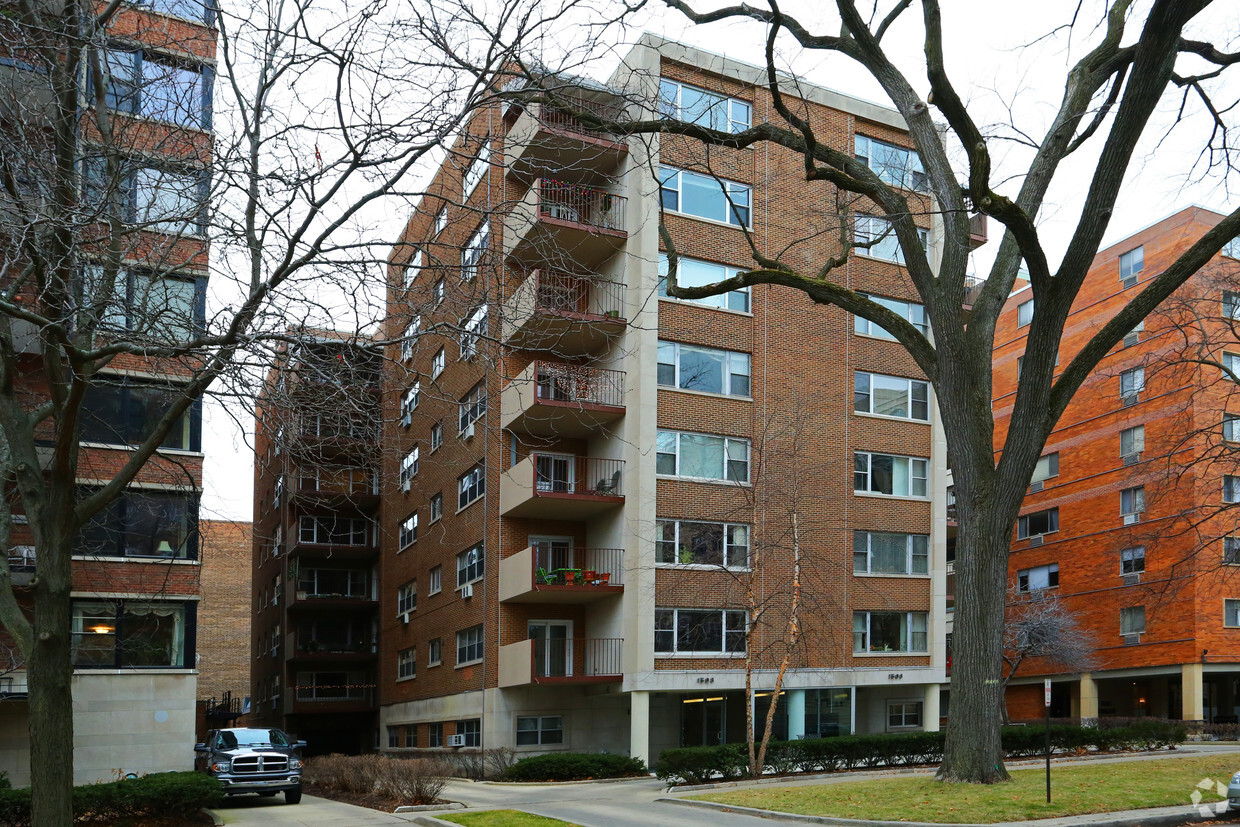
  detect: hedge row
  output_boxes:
[654,722,1186,785]
[0,772,221,827]
[502,753,648,782]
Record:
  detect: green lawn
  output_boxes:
[437,810,579,827]
[693,755,1237,823]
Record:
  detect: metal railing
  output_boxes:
[535,93,625,140]
[7,546,34,569]
[293,635,374,655]
[517,269,625,320]
[532,547,624,587]
[531,637,623,679]
[533,362,624,408]
[528,454,624,497]
[534,179,626,233]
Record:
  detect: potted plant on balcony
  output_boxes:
[582,569,598,584]
[598,572,611,586]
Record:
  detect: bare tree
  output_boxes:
[1001,587,1099,724]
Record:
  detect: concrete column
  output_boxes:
[1183,662,1205,722]
[786,689,806,740]
[1079,672,1099,726]
[629,691,650,766]
[922,683,941,732]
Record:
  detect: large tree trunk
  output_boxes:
[28,531,75,826]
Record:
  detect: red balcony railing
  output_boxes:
[531,547,624,587]
[528,454,623,498]
[534,179,626,233]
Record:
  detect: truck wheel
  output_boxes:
[285,789,302,805]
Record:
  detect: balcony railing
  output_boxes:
[500,454,625,518]
[520,270,625,320]
[533,362,624,408]
[532,454,622,497]
[534,94,625,140]
[969,213,988,249]
[533,547,624,586]
[499,637,623,686]
[534,179,626,233]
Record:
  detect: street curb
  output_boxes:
[203,808,224,827]
[480,774,656,787]
[658,797,1222,827]
[409,816,471,826]
[396,802,467,812]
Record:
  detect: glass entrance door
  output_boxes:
[681,697,726,746]
[529,621,572,678]
[535,454,574,493]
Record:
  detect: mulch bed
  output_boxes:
[97,815,215,827]
[302,782,407,813]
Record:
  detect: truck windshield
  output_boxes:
[219,730,289,749]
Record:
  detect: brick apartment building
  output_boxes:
[996,206,1240,723]
[197,519,253,735]
[249,335,382,754]
[376,35,962,763]
[0,0,215,785]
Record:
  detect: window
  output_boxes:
[430,492,443,522]
[853,452,929,498]
[1120,486,1145,516]
[137,0,212,24]
[458,465,485,509]
[1031,453,1059,485]
[1124,318,1144,347]
[428,637,442,666]
[459,382,486,435]
[1017,507,1059,539]
[853,215,929,265]
[853,531,929,575]
[428,722,443,747]
[657,254,751,312]
[1226,600,1240,628]
[399,447,419,490]
[852,611,928,653]
[887,701,923,729]
[71,600,192,668]
[1226,414,1240,442]
[400,316,420,361]
[1120,426,1145,459]
[429,565,443,594]
[854,293,929,339]
[656,520,750,568]
[456,626,483,665]
[1017,563,1059,592]
[429,423,443,453]
[460,305,488,359]
[657,341,751,397]
[1119,246,1144,281]
[855,134,927,191]
[1226,538,1240,565]
[134,166,209,236]
[397,581,416,615]
[659,79,751,132]
[81,377,199,451]
[298,568,366,599]
[516,715,564,746]
[1120,606,1145,635]
[1017,300,1034,328]
[399,513,418,549]
[854,372,930,421]
[95,48,211,128]
[400,383,420,428]
[455,719,481,747]
[433,278,445,305]
[653,608,746,655]
[1121,546,1145,575]
[79,264,203,340]
[1226,240,1240,260]
[457,543,484,587]
[461,222,489,280]
[659,166,751,227]
[656,430,750,482]
[387,726,400,749]
[463,143,491,197]
[299,516,370,546]
[404,248,423,289]
[1225,290,1240,320]
[80,488,196,558]
[1226,476,1240,504]
[434,207,447,235]
[397,647,416,680]
[1120,366,1145,402]
[431,348,445,379]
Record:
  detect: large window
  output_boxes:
[1226,600,1240,628]
[1224,290,1240,319]
[1226,537,1240,565]
[855,134,927,192]
[458,465,485,509]
[81,377,199,451]
[659,166,751,228]
[456,625,483,665]
[657,254,751,312]
[1119,246,1144,281]
[298,516,370,546]
[80,488,196,558]
[400,316,420,362]
[399,514,418,549]
[853,452,929,497]
[460,305,488,359]
[657,341,750,397]
[462,143,491,197]
[1226,414,1240,442]
[1017,508,1058,539]
[397,581,416,615]
[298,568,366,598]
[1017,300,1034,328]
[1121,546,1145,575]
[854,215,929,265]
[1120,426,1145,459]
[83,157,209,237]
[71,600,193,668]
[1031,452,1059,485]
[80,265,204,341]
[96,48,212,128]
[1120,366,1145,402]
[456,719,481,747]
[428,638,442,666]
[852,611,928,653]
[659,79,751,132]
[461,222,490,280]
[654,608,746,655]
[459,383,486,435]
[399,447,419,490]
[403,248,422,289]
[887,701,923,730]
[853,531,929,575]
[457,543,484,587]
[1017,563,1059,592]
[136,0,213,24]
[1225,476,1240,504]
[401,382,420,427]
[1120,606,1146,635]
[1120,486,1145,517]
[854,293,928,339]
[397,647,416,680]
[656,430,750,482]
[854,372,929,421]
[431,348,445,379]
[656,520,749,568]
[516,715,564,746]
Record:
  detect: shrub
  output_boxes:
[654,744,746,785]
[0,772,221,827]
[502,753,647,782]
[303,754,446,804]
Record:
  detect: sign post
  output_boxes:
[1044,678,1052,803]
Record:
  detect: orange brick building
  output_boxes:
[197,519,253,735]
[375,36,960,762]
[996,207,1240,724]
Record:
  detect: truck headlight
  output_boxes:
[1231,771,1240,784]
[289,758,302,770]
[211,761,231,773]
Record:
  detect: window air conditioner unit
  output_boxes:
[462,423,475,439]
[1121,453,1141,467]
[400,612,410,625]
[1123,332,1139,347]
[1121,394,1138,408]
[400,479,411,493]
[1029,480,1043,493]
[1121,276,1138,290]
[460,583,474,599]
[1123,513,1141,525]
[447,734,467,747]
[1122,573,1141,586]
[1122,633,1141,646]
[1028,535,1044,547]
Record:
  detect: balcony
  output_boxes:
[285,632,376,665]
[501,270,626,354]
[285,580,376,612]
[498,637,623,687]
[7,547,34,587]
[500,546,624,603]
[504,93,627,179]
[501,362,625,439]
[500,454,624,519]
[969,213,988,249]
[504,179,627,269]
[284,685,376,715]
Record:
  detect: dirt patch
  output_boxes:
[302,782,450,813]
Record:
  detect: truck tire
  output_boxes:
[285,789,302,805]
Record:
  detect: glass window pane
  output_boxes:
[141,59,203,127]
[678,346,724,393]
[679,433,723,479]
[871,375,909,418]
[681,171,724,222]
[677,610,722,652]
[869,532,907,574]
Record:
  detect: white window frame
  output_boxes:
[430,422,443,452]
[1017,563,1059,592]
[1017,507,1059,540]
[1224,240,1240,261]
[516,715,565,746]
[1121,546,1145,575]
[433,278,445,306]
[1120,485,1145,516]
[431,348,445,379]
[457,543,484,587]
[397,581,416,615]
[400,316,420,362]
[399,513,418,550]
[655,429,750,483]
[456,625,483,666]
[854,293,929,339]
[1226,414,1240,442]
[1120,426,1145,458]
[458,464,485,510]
[657,341,751,398]
[1017,300,1034,328]
[428,637,442,666]
[460,305,487,359]
[658,166,752,228]
[399,447,419,490]
[658,79,751,132]
[403,248,422,289]
[854,371,930,422]
[458,382,486,435]
[1120,366,1145,400]
[853,451,929,498]
[852,611,929,654]
[1120,606,1146,635]
[852,531,929,576]
[853,214,929,265]
[1119,246,1144,280]
[429,565,442,595]
[1225,599,1240,628]
[462,142,491,197]
[886,700,924,730]
[657,253,751,313]
[653,607,747,655]
[461,221,489,280]
[430,492,443,522]
[855,134,928,192]
[400,382,419,428]
[655,520,750,569]
[1031,452,1059,484]
[434,207,447,235]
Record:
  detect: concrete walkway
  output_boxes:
[213,793,418,825]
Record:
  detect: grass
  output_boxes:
[437,810,579,827]
[693,755,1237,823]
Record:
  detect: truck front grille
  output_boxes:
[231,754,289,774]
